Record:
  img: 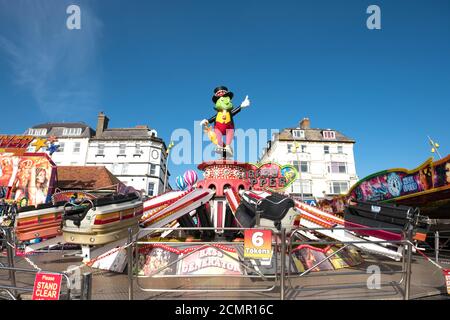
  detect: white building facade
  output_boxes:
[85,112,169,196]
[25,123,93,166]
[260,118,359,201]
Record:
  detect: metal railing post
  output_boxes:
[280,228,286,300]
[80,272,92,300]
[5,228,17,298]
[404,228,413,300]
[127,227,134,301]
[435,231,439,263]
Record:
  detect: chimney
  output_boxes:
[96,112,109,137]
[299,117,310,129]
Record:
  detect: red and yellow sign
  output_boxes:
[244,229,272,259]
[32,273,63,300]
[0,135,35,154]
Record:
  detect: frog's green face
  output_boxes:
[215,96,233,111]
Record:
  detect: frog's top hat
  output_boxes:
[212,86,234,103]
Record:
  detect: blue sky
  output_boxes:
[0,0,449,186]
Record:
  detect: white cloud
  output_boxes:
[0,0,103,118]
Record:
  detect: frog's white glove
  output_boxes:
[240,95,250,108]
[200,119,209,126]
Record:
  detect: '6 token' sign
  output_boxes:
[244,229,272,259]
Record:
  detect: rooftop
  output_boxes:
[92,127,166,146]
[56,166,121,190]
[276,127,355,143]
[28,122,95,138]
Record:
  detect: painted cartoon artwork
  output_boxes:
[349,155,449,203]
[0,154,14,187]
[291,245,363,273]
[433,157,450,188]
[0,154,56,206]
[137,246,179,276]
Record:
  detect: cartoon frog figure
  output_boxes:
[200,86,250,157]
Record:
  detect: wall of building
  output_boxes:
[261,139,358,199]
[51,138,90,166]
[86,140,167,195]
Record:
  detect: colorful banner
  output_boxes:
[348,155,450,203]
[136,244,242,276]
[0,135,34,154]
[178,246,241,275]
[248,162,298,192]
[0,153,56,206]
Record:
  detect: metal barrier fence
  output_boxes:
[287,226,413,300]
[0,227,73,300]
[130,227,282,300]
[0,223,422,300]
[124,225,415,300]
[427,230,450,264]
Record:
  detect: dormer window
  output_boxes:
[63,128,82,136]
[292,130,305,139]
[323,130,336,139]
[28,128,47,136]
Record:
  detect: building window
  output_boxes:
[288,143,306,153]
[135,144,141,155]
[148,182,155,196]
[292,130,305,139]
[294,161,309,173]
[323,131,336,140]
[149,164,157,176]
[73,142,81,153]
[329,162,347,174]
[291,180,312,194]
[28,128,47,136]
[119,144,126,155]
[62,128,82,136]
[121,163,129,175]
[57,142,65,153]
[337,146,343,154]
[324,146,330,154]
[97,144,105,155]
[330,181,349,195]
